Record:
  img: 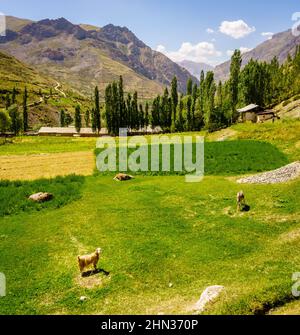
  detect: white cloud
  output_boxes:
[206,28,214,34]
[240,47,252,54]
[219,20,256,39]
[226,50,234,57]
[226,47,252,57]
[156,41,222,65]
[261,32,273,40]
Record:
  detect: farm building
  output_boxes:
[237,104,277,123]
[38,126,163,137]
[38,127,108,137]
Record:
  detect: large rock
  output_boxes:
[194,285,224,313]
[29,192,53,203]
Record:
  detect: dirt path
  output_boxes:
[54,81,66,98]
[0,151,95,181]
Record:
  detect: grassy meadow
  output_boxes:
[0,119,299,315]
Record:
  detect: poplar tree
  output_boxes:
[84,109,90,127]
[171,76,178,130]
[229,50,242,122]
[94,86,101,133]
[75,105,82,133]
[187,78,193,96]
[60,109,66,127]
[23,87,28,132]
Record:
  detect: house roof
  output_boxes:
[38,127,108,135]
[237,104,260,113]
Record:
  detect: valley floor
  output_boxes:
[0,119,299,315]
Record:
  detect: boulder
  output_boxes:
[113,173,134,181]
[29,192,53,203]
[194,285,224,313]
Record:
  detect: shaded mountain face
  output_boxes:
[0,17,196,95]
[214,29,300,82]
[178,60,214,79]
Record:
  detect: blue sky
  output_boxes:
[0,0,298,65]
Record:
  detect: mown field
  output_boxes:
[0,119,299,315]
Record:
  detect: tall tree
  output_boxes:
[186,95,193,131]
[175,95,184,132]
[229,50,242,122]
[8,105,22,135]
[60,109,66,127]
[94,86,101,133]
[171,76,178,130]
[84,109,90,127]
[75,105,82,133]
[11,87,17,104]
[23,87,28,132]
[144,102,149,131]
[187,78,193,95]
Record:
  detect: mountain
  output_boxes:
[178,60,214,79]
[214,29,300,82]
[0,17,196,97]
[0,50,95,128]
[0,50,55,94]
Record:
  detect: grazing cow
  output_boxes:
[78,248,102,273]
[237,191,246,211]
[113,173,134,181]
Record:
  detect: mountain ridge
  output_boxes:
[214,29,300,82]
[0,16,196,95]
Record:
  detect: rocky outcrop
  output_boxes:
[194,285,225,313]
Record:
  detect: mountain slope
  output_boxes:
[178,60,214,79]
[0,50,55,94]
[214,29,300,82]
[0,17,195,96]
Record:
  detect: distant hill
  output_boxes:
[178,60,214,79]
[214,29,300,82]
[0,17,196,96]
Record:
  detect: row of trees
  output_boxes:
[104,76,150,135]
[0,87,29,135]
[147,46,300,133]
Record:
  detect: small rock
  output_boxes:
[80,296,87,302]
[194,285,224,313]
[28,192,53,203]
[169,283,173,288]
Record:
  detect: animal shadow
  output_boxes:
[241,204,251,212]
[81,268,110,278]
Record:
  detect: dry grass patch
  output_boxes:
[0,151,95,180]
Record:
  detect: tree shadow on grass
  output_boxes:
[81,268,110,278]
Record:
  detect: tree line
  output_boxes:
[103,46,300,135]
[0,87,28,135]
[1,46,300,136]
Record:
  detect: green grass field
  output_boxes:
[0,120,299,315]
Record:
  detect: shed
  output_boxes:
[237,104,264,123]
